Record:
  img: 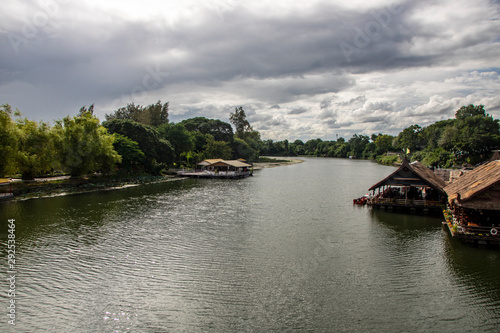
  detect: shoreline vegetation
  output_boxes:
[2,102,499,201]
[1,158,303,202]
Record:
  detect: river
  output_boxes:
[1,157,500,332]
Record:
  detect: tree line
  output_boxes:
[0,102,260,179]
[263,104,499,168]
[1,102,498,180]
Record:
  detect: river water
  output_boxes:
[1,157,500,332]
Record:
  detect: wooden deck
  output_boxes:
[367,197,443,212]
[178,170,252,179]
[443,220,500,246]
[0,192,14,199]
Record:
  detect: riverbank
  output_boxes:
[0,158,303,202]
[253,157,304,170]
[0,175,184,202]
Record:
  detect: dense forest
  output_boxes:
[1,102,499,180]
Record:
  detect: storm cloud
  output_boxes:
[1,0,499,140]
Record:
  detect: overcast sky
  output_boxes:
[1,0,499,141]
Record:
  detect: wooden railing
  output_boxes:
[456,224,499,237]
[368,198,442,207]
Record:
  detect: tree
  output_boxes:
[348,134,370,158]
[15,118,57,180]
[396,124,422,154]
[455,104,486,120]
[105,100,169,127]
[420,119,455,151]
[78,104,94,116]
[453,108,500,163]
[54,113,121,177]
[203,135,233,160]
[158,122,194,162]
[232,137,258,161]
[181,117,234,143]
[373,134,395,155]
[305,138,323,155]
[0,104,19,176]
[112,134,145,172]
[230,106,252,138]
[102,119,174,173]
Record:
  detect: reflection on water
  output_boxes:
[1,158,500,332]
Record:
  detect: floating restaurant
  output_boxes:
[178,159,253,179]
[443,159,500,246]
[365,158,447,213]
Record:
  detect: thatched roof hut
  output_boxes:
[369,158,446,194]
[445,160,500,211]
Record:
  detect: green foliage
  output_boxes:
[375,154,400,165]
[452,109,500,161]
[4,101,497,179]
[0,104,19,176]
[348,134,370,158]
[112,134,145,172]
[412,104,500,165]
[15,118,57,180]
[455,104,486,120]
[102,119,174,174]
[78,104,94,116]
[203,135,233,160]
[158,123,195,162]
[230,106,252,138]
[105,100,169,127]
[179,151,201,167]
[232,137,258,162]
[423,148,456,168]
[54,113,121,177]
[180,117,233,143]
[395,124,422,153]
[373,134,395,155]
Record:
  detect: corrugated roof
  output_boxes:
[445,160,500,207]
[368,158,446,193]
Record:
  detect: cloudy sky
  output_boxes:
[1,0,499,141]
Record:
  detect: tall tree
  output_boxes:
[158,123,195,162]
[396,124,422,154]
[455,104,487,120]
[103,119,174,173]
[15,118,57,180]
[180,117,233,143]
[78,104,95,116]
[54,113,121,177]
[453,105,500,163]
[112,134,145,173]
[105,100,169,127]
[230,106,252,138]
[203,135,233,160]
[0,104,19,176]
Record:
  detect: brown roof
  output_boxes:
[198,159,252,168]
[369,158,446,193]
[198,159,224,166]
[444,160,500,209]
[211,160,252,168]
